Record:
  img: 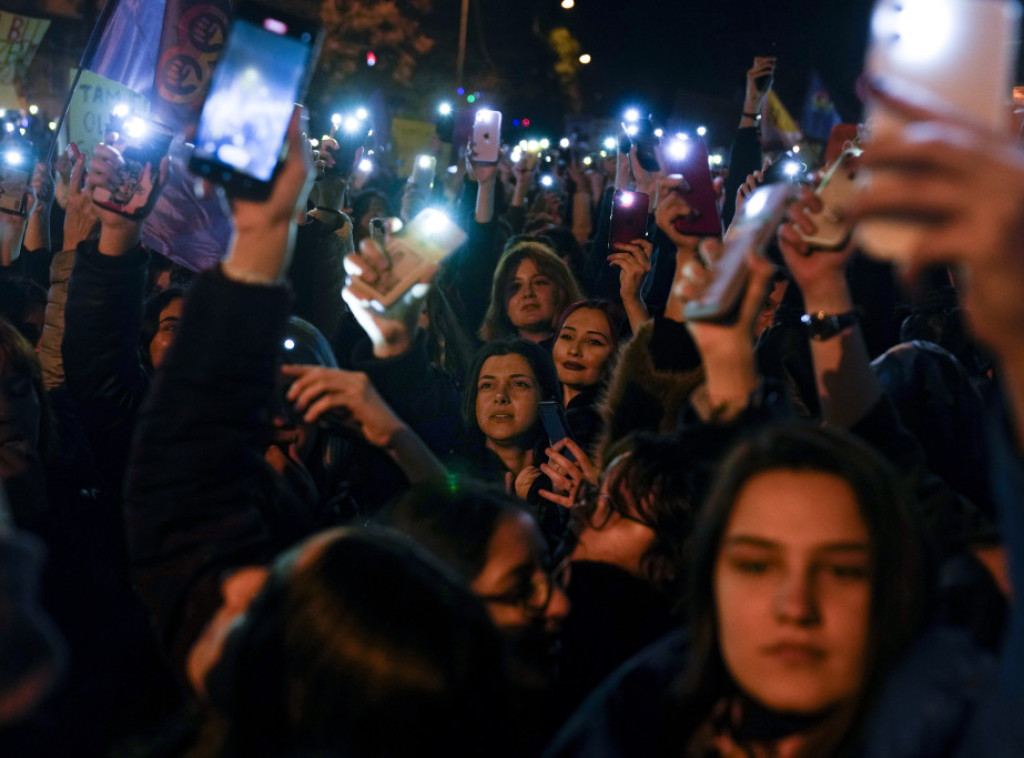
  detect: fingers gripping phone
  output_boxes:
[472,110,502,163]
[538,401,577,463]
[347,208,467,309]
[93,115,174,218]
[608,190,649,250]
[798,145,862,249]
[190,1,323,198]
[684,183,793,322]
[661,137,722,237]
[0,142,33,217]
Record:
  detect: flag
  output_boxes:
[74,0,233,272]
[761,91,802,150]
[800,71,842,143]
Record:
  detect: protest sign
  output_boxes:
[0,12,50,86]
[65,69,149,156]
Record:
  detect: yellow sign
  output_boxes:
[0,12,50,85]
[66,69,150,156]
[391,117,437,176]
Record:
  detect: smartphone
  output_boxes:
[369,217,387,249]
[65,142,83,165]
[347,208,467,309]
[608,189,649,249]
[409,154,436,193]
[858,0,1021,260]
[760,153,810,185]
[436,106,454,143]
[0,137,34,217]
[627,116,660,172]
[684,183,793,322]
[472,109,502,163]
[755,43,777,92]
[327,114,371,177]
[538,400,577,462]
[189,1,323,198]
[92,116,174,218]
[798,145,862,249]
[661,137,722,237]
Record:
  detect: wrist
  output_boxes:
[97,223,142,257]
[798,276,853,313]
[372,333,413,359]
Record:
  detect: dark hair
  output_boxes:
[141,286,187,373]
[425,285,478,388]
[479,241,583,342]
[508,226,586,286]
[0,276,46,347]
[674,423,931,757]
[461,338,559,448]
[553,299,629,393]
[201,528,510,758]
[0,317,57,463]
[378,479,527,581]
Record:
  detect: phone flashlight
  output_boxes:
[343,116,361,134]
[540,175,554,188]
[358,158,373,173]
[438,101,452,116]
[624,123,639,137]
[602,136,616,151]
[783,161,801,177]
[355,107,369,121]
[3,149,23,166]
[331,113,342,127]
[417,155,433,170]
[112,103,131,119]
[539,138,551,150]
[666,138,689,162]
[527,139,540,152]
[618,190,638,207]
[511,148,523,163]
[124,116,148,139]
[420,208,451,235]
[582,155,593,166]
[697,126,707,137]
[559,137,570,149]
[653,128,664,138]
[623,108,641,123]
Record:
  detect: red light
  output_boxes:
[366,51,377,66]
[522,118,530,127]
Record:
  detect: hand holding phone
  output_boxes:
[538,401,576,462]
[660,136,722,237]
[92,116,174,219]
[471,110,502,164]
[608,189,649,250]
[797,145,861,249]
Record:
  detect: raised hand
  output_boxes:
[62,155,99,251]
[538,438,598,508]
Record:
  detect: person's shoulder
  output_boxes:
[542,627,689,758]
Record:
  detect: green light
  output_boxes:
[446,472,460,494]
[467,94,476,103]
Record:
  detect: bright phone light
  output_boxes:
[511,148,523,163]
[48,121,57,131]
[438,101,452,116]
[418,155,433,169]
[4,123,14,133]
[599,150,607,157]
[744,188,769,217]
[667,139,688,161]
[358,158,373,172]
[653,128,663,138]
[696,125,707,137]
[527,139,539,152]
[540,175,554,187]
[676,132,689,141]
[518,139,528,149]
[873,0,954,65]
[28,104,38,115]
[582,156,592,166]
[343,117,360,133]
[561,0,574,8]
[539,138,551,150]
[447,165,458,174]
[309,137,319,147]
[710,153,724,166]
[623,108,641,123]
[4,149,23,166]
[792,145,801,154]
[578,53,591,64]
[625,124,639,137]
[619,191,636,208]
[603,136,616,150]
[783,161,800,177]
[559,137,570,148]
[421,208,451,235]
[283,338,296,351]
[355,107,369,121]
[112,103,130,118]
[331,113,342,126]
[124,116,148,139]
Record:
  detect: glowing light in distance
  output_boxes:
[792,145,801,154]
[624,124,639,137]
[527,139,539,151]
[561,0,574,8]
[709,153,724,166]
[438,102,452,116]
[676,132,689,141]
[599,150,607,157]
[358,158,373,172]
[283,338,295,350]
[603,137,616,150]
[124,116,148,139]
[582,156,592,166]
[623,108,641,123]
[559,137,570,148]
[696,125,707,137]
[578,53,591,64]
[418,155,433,169]
[540,175,554,187]
[264,18,287,34]
[539,138,551,150]
[519,139,528,149]
[4,149,22,165]
[343,117,360,133]
[28,104,38,115]
[783,161,800,177]
[331,113,342,126]
[467,94,476,103]
[447,165,458,174]
[309,138,319,147]
[653,128,663,138]
[112,103,130,118]
[511,148,522,163]
[4,123,14,133]
[48,121,57,131]
[355,107,369,121]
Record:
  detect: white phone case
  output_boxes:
[472,110,502,163]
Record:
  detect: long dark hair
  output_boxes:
[197,528,511,758]
[461,338,559,450]
[672,422,932,757]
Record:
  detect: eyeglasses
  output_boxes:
[574,482,651,531]
[477,558,571,615]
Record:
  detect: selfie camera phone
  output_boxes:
[684,183,793,323]
[798,145,862,250]
[0,142,32,217]
[858,0,1021,260]
[92,116,174,219]
[662,137,723,237]
[410,154,436,193]
[347,208,467,309]
[538,400,577,463]
[608,190,649,250]
[472,109,502,164]
[189,1,323,199]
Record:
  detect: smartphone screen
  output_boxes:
[410,154,436,192]
[538,400,577,462]
[661,137,722,237]
[0,148,30,217]
[684,183,792,322]
[608,190,649,250]
[190,2,322,197]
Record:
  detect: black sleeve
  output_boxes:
[124,269,292,673]
[721,126,763,229]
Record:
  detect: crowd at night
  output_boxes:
[4,0,1024,755]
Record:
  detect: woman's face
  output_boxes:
[553,307,614,391]
[714,469,872,713]
[570,458,658,577]
[475,353,541,446]
[505,257,558,334]
[149,297,182,370]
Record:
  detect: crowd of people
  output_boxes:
[2,41,1024,758]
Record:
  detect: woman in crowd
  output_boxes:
[479,241,583,347]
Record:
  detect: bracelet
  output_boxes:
[741,111,762,120]
[313,206,341,214]
[801,310,860,342]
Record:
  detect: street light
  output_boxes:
[579,53,591,64]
